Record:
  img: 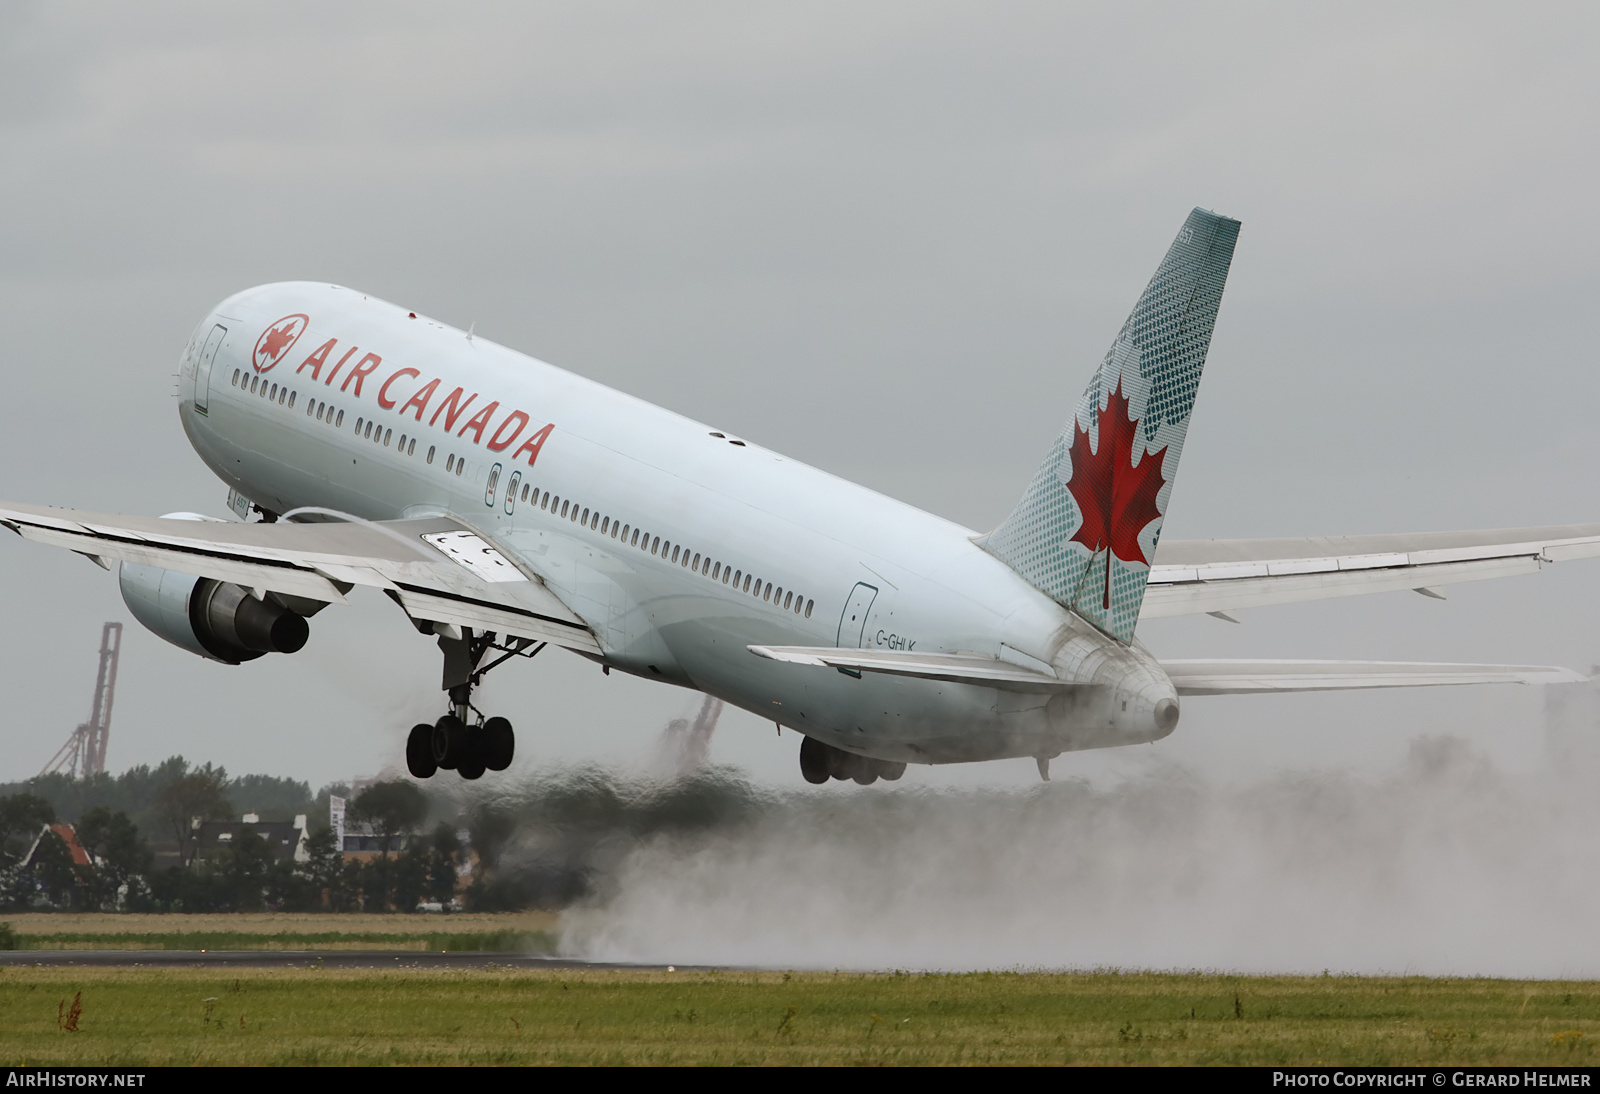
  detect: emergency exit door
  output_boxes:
[194,324,227,414]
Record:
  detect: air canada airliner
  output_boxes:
[5,208,1597,784]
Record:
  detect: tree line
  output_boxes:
[0,760,468,913]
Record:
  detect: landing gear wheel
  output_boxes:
[406,723,437,779]
[456,722,487,780]
[828,748,862,782]
[432,714,465,770]
[483,716,515,772]
[878,761,906,782]
[798,736,830,785]
[851,767,878,786]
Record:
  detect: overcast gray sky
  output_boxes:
[4,2,1599,792]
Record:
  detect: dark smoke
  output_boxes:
[442,733,1600,975]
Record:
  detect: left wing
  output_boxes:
[1161,659,1583,695]
[1143,524,1600,618]
[0,501,601,654]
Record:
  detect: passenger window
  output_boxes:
[250,375,258,393]
[805,599,814,618]
[409,438,416,455]
[743,574,751,593]
[357,417,365,433]
[630,529,639,547]
[399,433,407,449]
[559,500,567,517]
[601,517,610,535]
[711,562,719,580]
[447,454,455,472]
[650,536,659,554]
[521,483,529,502]
[288,391,296,408]
[784,592,793,609]
[692,553,701,570]
[307,400,315,416]
[384,428,392,446]
[456,459,464,476]
[723,567,731,585]
[232,369,240,386]
[764,583,772,601]
[540,491,549,509]
[335,410,343,426]
[670,546,679,563]
[427,445,435,464]
[366,421,375,439]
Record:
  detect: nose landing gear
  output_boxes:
[405,628,542,780]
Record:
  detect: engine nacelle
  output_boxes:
[119,562,310,664]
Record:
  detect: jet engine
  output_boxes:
[119,562,312,664]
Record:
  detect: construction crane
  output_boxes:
[655,693,723,776]
[39,622,123,779]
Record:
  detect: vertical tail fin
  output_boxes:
[977,208,1240,642]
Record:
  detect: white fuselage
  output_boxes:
[176,282,1176,765]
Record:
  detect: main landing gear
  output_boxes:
[406,628,545,781]
[798,735,906,786]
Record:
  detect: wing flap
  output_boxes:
[749,644,1074,692]
[391,588,600,654]
[1162,658,1584,695]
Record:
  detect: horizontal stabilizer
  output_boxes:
[1162,658,1584,695]
[748,645,1075,693]
[1143,524,1600,618]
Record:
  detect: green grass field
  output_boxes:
[3,966,1600,1066]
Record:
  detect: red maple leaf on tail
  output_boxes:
[1064,378,1167,608]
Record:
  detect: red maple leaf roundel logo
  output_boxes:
[1064,378,1168,577]
[252,314,308,373]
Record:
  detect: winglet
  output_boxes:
[977,208,1240,642]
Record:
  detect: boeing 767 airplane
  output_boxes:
[5,208,1596,784]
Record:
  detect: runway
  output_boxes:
[0,950,690,970]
